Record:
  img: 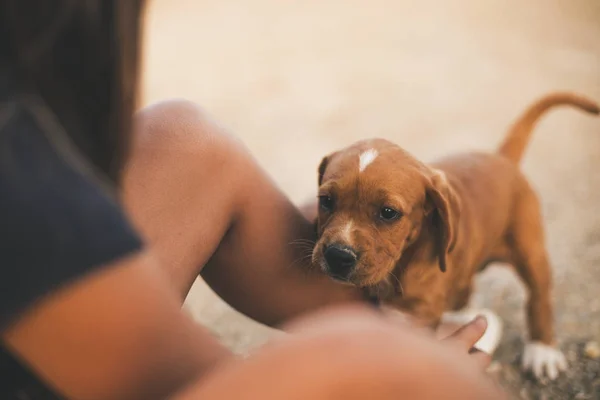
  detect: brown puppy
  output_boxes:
[312,92,599,380]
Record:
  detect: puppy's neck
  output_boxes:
[391,214,445,287]
[367,226,440,302]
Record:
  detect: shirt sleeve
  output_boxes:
[0,97,144,329]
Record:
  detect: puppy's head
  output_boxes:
[312,139,459,292]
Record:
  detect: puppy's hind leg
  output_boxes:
[508,189,567,380]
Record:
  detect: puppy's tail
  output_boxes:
[497,92,599,164]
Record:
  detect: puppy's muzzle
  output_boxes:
[323,244,358,281]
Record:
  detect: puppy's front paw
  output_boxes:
[522,341,567,380]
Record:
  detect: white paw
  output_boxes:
[522,341,567,380]
[441,308,503,355]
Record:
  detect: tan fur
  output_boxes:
[313,92,599,344]
[498,92,599,163]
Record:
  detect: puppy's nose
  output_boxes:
[323,245,357,279]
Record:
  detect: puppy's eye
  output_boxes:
[319,195,334,211]
[379,207,401,221]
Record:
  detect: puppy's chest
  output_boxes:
[384,263,469,317]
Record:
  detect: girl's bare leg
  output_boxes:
[173,305,506,400]
[123,100,361,326]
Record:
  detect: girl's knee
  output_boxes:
[133,99,244,161]
[127,99,254,194]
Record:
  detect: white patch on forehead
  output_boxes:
[341,220,353,243]
[358,148,379,173]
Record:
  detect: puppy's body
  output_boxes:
[313,93,599,379]
[394,153,521,318]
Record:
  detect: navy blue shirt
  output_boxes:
[0,71,143,398]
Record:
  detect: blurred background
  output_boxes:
[141,0,600,397]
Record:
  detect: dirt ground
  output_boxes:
[141,1,600,398]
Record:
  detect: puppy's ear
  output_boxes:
[426,169,460,273]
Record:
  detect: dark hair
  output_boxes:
[0,0,146,184]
